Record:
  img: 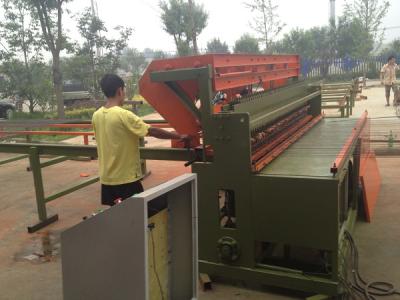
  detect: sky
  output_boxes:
[64,0,400,53]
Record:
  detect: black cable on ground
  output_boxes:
[343,230,400,299]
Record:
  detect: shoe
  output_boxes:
[385,104,390,106]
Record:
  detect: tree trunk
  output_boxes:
[90,50,97,98]
[52,54,64,118]
[188,0,198,54]
[29,99,34,113]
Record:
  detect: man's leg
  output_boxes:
[385,85,391,106]
[120,180,144,200]
[101,184,118,206]
[392,85,398,105]
[101,181,144,206]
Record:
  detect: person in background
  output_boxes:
[380,55,399,107]
[92,74,189,206]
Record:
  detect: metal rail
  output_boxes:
[331,111,369,175]
[0,142,196,232]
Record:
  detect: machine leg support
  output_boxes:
[27,214,59,233]
[199,273,212,291]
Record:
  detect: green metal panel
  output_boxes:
[251,176,339,250]
[198,261,339,295]
[249,91,321,130]
[28,147,47,221]
[165,81,202,121]
[40,156,69,168]
[193,113,255,267]
[0,154,28,166]
[233,81,319,115]
[151,66,212,83]
[45,176,100,203]
[0,143,195,162]
[260,118,359,178]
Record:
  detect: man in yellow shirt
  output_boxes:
[92,74,188,206]
[380,56,399,106]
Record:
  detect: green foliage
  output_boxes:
[380,39,400,58]
[143,48,169,59]
[61,55,91,90]
[29,0,75,119]
[274,0,389,60]
[160,0,208,56]
[275,27,332,58]
[119,48,147,98]
[11,110,53,120]
[0,60,52,111]
[336,16,374,57]
[234,34,260,54]
[0,0,53,113]
[11,103,155,121]
[274,28,311,56]
[206,38,230,54]
[344,0,390,51]
[244,0,285,52]
[0,0,42,59]
[65,107,96,120]
[70,7,132,97]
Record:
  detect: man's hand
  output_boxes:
[148,128,193,147]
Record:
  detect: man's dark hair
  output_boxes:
[100,74,125,98]
[388,55,396,62]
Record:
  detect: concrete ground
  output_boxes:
[0,84,399,299]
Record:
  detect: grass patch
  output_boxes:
[11,103,155,121]
[12,111,52,120]
[7,103,155,143]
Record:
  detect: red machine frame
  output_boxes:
[139,54,300,145]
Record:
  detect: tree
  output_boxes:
[244,0,285,53]
[0,0,51,113]
[28,0,75,118]
[0,60,54,112]
[143,48,169,59]
[75,7,132,97]
[275,27,333,58]
[61,55,91,91]
[160,0,208,56]
[275,27,334,77]
[119,48,147,98]
[120,48,147,74]
[380,39,400,58]
[234,34,260,54]
[76,7,106,98]
[336,16,374,57]
[206,38,229,54]
[344,0,390,53]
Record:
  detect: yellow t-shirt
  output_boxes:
[92,106,150,185]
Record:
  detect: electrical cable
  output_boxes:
[149,225,165,300]
[343,230,400,299]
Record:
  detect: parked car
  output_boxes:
[0,100,15,119]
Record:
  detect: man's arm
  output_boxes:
[148,127,189,141]
[380,64,387,84]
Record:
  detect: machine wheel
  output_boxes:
[217,236,240,262]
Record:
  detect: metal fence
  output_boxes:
[301,56,395,79]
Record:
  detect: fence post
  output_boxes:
[27,146,58,233]
[83,134,89,145]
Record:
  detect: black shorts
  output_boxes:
[101,180,144,206]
